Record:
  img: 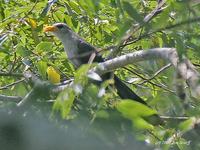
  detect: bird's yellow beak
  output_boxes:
[43,25,57,32]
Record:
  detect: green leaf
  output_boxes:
[116,100,157,129]
[123,2,143,23]
[53,87,75,119]
[174,33,186,59]
[117,100,157,117]
[80,84,101,104]
[68,1,81,14]
[178,117,195,133]
[37,60,47,79]
[35,42,53,52]
[16,44,31,57]
[96,110,110,119]
[132,117,153,130]
[117,19,132,41]
[0,52,7,61]
[78,0,94,16]
[74,64,91,84]
[64,15,73,28]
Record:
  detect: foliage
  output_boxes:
[1,0,200,149]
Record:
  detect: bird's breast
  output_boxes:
[63,40,81,67]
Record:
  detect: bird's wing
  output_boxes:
[77,39,104,63]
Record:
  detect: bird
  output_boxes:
[43,23,147,105]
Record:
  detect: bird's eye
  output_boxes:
[56,24,64,29]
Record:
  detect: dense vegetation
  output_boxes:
[1,0,200,149]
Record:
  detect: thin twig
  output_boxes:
[0,94,22,102]
[125,16,200,47]
[9,52,17,73]
[20,0,38,21]
[0,78,25,90]
[124,67,176,94]
[140,63,172,84]
[0,72,23,77]
[160,115,189,120]
[107,0,167,58]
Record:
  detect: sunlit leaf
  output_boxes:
[16,44,31,57]
[116,100,157,129]
[68,1,81,14]
[123,2,143,23]
[53,87,75,118]
[178,117,195,133]
[74,64,90,84]
[37,60,48,79]
[35,42,53,52]
[26,18,37,29]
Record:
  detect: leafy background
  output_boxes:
[1,0,200,150]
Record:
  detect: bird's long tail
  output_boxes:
[114,75,147,105]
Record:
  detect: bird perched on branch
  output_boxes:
[44,23,147,105]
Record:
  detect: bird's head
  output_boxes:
[43,23,71,41]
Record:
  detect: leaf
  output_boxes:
[116,100,157,129]
[47,66,60,84]
[178,117,195,133]
[35,42,53,52]
[74,64,90,84]
[0,52,7,61]
[53,87,75,119]
[68,1,81,14]
[96,110,110,119]
[123,2,143,23]
[37,60,47,79]
[78,0,94,16]
[18,30,27,46]
[174,33,186,59]
[26,18,37,29]
[80,84,102,104]
[117,100,157,117]
[40,0,57,17]
[16,44,31,57]
[132,117,154,130]
[64,15,73,28]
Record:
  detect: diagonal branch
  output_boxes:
[93,48,200,98]
[10,48,200,107]
[0,94,22,102]
[0,78,25,90]
[107,0,167,58]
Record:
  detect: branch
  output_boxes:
[5,48,200,106]
[107,0,167,58]
[0,72,23,77]
[17,74,54,107]
[0,78,25,90]
[92,48,200,98]
[124,66,176,94]
[0,94,22,102]
[93,48,177,75]
[125,16,200,47]
[160,115,189,120]
[17,71,72,107]
[139,63,172,84]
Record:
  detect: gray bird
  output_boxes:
[44,23,146,105]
